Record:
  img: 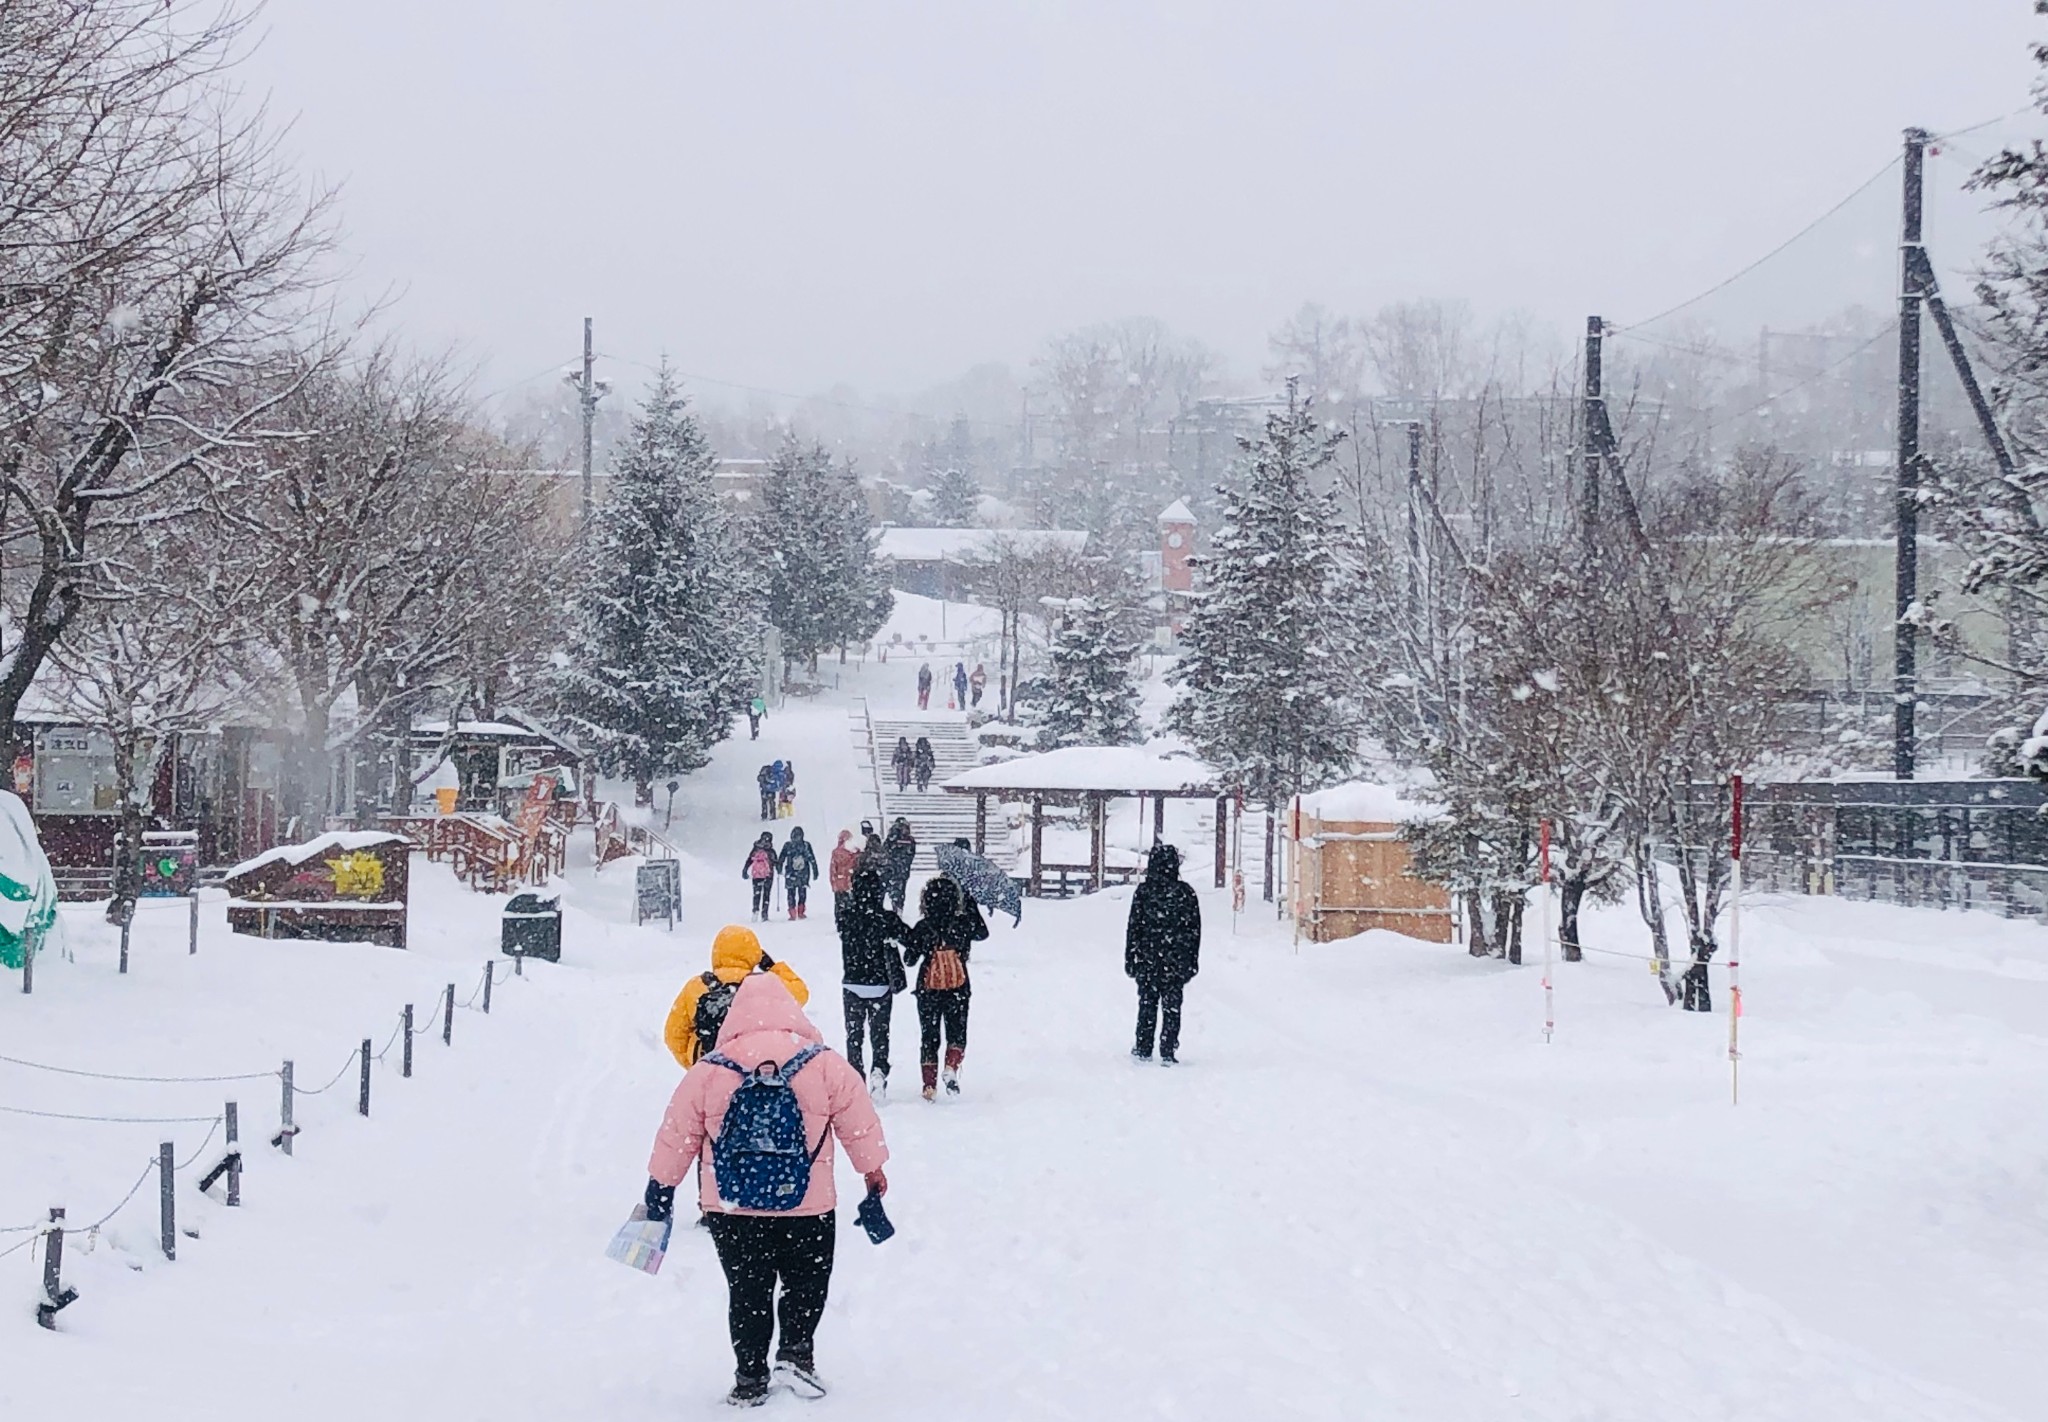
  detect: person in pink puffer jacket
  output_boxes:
[642,970,889,1406]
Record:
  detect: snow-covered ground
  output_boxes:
[3,658,2043,1419]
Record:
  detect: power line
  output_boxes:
[1618,156,1902,333]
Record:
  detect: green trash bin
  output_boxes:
[502,893,561,963]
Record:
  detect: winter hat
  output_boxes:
[711,923,762,964]
[838,830,852,846]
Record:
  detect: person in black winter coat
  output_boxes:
[756,764,778,821]
[912,737,936,793]
[902,874,988,1099]
[778,828,820,920]
[881,818,918,913]
[891,736,914,793]
[1124,842,1201,1064]
[836,867,909,1095]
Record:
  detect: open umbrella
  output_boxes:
[934,843,1022,926]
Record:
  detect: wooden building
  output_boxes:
[1286,783,1452,944]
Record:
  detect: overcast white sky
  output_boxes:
[244,0,2040,403]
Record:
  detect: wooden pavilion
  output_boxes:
[941,747,1231,896]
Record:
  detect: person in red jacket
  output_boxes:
[828,829,859,928]
[643,973,888,1406]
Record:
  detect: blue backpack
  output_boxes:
[705,1045,828,1211]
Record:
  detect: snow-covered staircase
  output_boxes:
[867,710,1005,871]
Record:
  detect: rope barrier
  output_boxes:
[173,1118,226,1172]
[371,1013,407,1063]
[0,1103,228,1124]
[0,1051,277,1085]
[78,1158,160,1232]
[291,1047,362,1097]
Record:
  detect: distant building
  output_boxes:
[874,527,1090,601]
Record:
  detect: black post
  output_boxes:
[482,961,494,1015]
[37,1207,73,1329]
[119,918,130,975]
[1262,807,1275,903]
[21,927,31,994]
[224,1101,240,1207]
[443,984,454,1046]
[1582,316,1605,551]
[401,1005,413,1079]
[158,1142,176,1260]
[1895,127,1928,781]
[358,1038,372,1117]
[188,892,199,955]
[278,1061,294,1156]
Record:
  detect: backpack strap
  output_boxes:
[701,1052,745,1078]
[700,970,721,990]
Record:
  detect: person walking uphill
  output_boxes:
[891,735,914,794]
[881,817,918,913]
[1125,843,1201,1065]
[916,661,933,710]
[969,662,986,708]
[663,924,811,1069]
[747,694,767,740]
[642,972,889,1405]
[828,830,859,926]
[837,866,909,1099]
[744,832,778,921]
[912,736,936,793]
[902,875,987,1100]
[779,828,819,920]
[952,661,968,710]
[756,764,778,822]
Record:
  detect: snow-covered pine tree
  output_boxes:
[1166,381,1360,806]
[759,438,892,669]
[1035,589,1146,748]
[930,465,981,528]
[551,364,759,799]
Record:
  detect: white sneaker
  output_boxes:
[773,1360,826,1399]
[868,1070,888,1105]
[942,1065,960,1096]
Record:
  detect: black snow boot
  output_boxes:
[727,1373,771,1408]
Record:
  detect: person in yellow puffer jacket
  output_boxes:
[663,924,810,1068]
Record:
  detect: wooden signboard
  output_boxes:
[225,832,411,949]
[636,859,681,929]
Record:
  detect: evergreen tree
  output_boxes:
[1166,382,1360,806]
[931,464,981,527]
[551,365,759,798]
[759,437,893,669]
[1035,590,1147,748]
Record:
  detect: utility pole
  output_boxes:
[1894,128,1927,781]
[1581,316,1605,551]
[578,317,597,523]
[1404,421,1423,633]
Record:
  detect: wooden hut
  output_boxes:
[1287,783,1451,944]
[224,831,411,949]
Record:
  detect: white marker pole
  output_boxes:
[1728,774,1744,1105]
[1540,818,1554,1044]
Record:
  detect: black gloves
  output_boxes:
[644,1178,676,1223]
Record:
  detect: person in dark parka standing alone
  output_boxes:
[1125,842,1201,1065]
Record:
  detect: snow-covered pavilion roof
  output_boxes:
[942,745,1220,795]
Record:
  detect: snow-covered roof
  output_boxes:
[1158,499,1195,525]
[226,831,404,881]
[942,746,1220,794]
[1298,781,1444,825]
[875,527,1089,564]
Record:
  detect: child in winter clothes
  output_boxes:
[779,828,820,919]
[836,866,909,1097]
[902,875,987,1100]
[662,923,811,1069]
[642,972,888,1404]
[743,832,778,920]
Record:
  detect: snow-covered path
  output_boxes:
[4,669,2042,1419]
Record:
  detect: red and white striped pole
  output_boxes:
[1728,774,1744,1104]
[1539,818,1554,1044]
